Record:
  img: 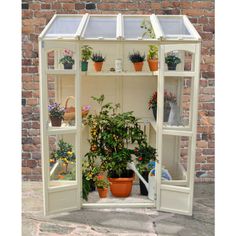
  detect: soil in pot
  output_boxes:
[108,170,134,197]
[133,62,144,71]
[97,188,108,198]
[94,62,103,72]
[148,59,158,71]
[50,116,62,127]
[139,171,149,196]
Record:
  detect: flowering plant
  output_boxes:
[133,144,156,174]
[59,49,75,65]
[148,90,177,110]
[94,175,110,189]
[50,139,76,172]
[48,102,65,119]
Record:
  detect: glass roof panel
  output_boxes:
[83,16,116,38]
[124,17,152,39]
[157,16,191,37]
[46,16,82,37]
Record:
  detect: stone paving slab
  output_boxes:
[22,182,214,236]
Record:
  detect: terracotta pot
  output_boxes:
[148,59,158,71]
[97,187,108,198]
[108,175,134,197]
[94,62,103,72]
[50,116,62,127]
[133,62,143,71]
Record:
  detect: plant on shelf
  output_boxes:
[81,45,93,72]
[128,51,146,71]
[148,90,177,122]
[84,95,146,197]
[165,52,181,70]
[91,52,105,72]
[141,20,159,72]
[48,102,65,127]
[59,49,75,69]
[50,139,76,175]
[94,175,110,198]
[133,144,156,195]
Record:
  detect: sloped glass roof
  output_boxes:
[40,14,200,41]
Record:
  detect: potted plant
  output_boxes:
[148,90,177,122]
[59,49,75,69]
[94,175,110,198]
[165,52,181,70]
[85,95,146,197]
[81,45,93,72]
[50,139,76,176]
[140,20,158,71]
[134,144,156,195]
[48,102,65,127]
[91,52,105,72]
[129,51,146,71]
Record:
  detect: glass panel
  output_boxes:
[47,75,76,127]
[163,77,192,128]
[124,17,152,39]
[83,16,116,38]
[46,16,82,37]
[157,16,191,36]
[161,135,190,187]
[49,134,77,187]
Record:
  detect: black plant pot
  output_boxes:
[167,64,177,70]
[152,106,157,121]
[89,179,96,192]
[139,171,149,196]
[64,63,73,69]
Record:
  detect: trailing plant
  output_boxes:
[59,49,75,65]
[91,53,105,62]
[48,102,65,119]
[81,45,93,62]
[129,51,146,63]
[85,95,147,178]
[165,53,181,66]
[82,173,91,201]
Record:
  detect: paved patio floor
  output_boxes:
[22,182,214,236]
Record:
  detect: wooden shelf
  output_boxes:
[163,71,195,77]
[81,71,158,77]
[46,69,76,75]
[47,126,77,135]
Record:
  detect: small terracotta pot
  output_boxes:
[94,62,103,72]
[108,175,134,197]
[133,62,143,71]
[97,187,108,198]
[148,59,158,71]
[50,116,62,127]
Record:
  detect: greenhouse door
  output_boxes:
[39,40,82,216]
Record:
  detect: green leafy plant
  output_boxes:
[129,51,146,63]
[81,45,93,62]
[82,173,91,201]
[51,139,76,173]
[59,49,75,65]
[48,102,65,119]
[140,20,158,60]
[133,144,156,174]
[94,175,110,189]
[165,53,181,66]
[91,53,105,62]
[85,95,147,177]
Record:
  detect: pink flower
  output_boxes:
[82,105,91,112]
[138,157,143,161]
[63,49,73,57]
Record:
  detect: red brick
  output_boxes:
[32,152,41,160]
[151,3,161,9]
[27,98,38,106]
[197,141,208,148]
[203,24,214,33]
[29,3,41,10]
[199,16,209,24]
[52,3,62,10]
[196,156,207,163]
[182,9,205,17]
[192,1,214,9]
[22,25,35,34]
[63,3,75,10]
[180,2,192,9]
[22,152,31,159]
[27,160,37,168]
[23,18,46,26]
[22,167,32,175]
[41,4,51,9]
[201,164,214,170]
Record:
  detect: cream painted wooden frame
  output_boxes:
[39,14,201,216]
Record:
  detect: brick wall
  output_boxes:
[22,0,215,181]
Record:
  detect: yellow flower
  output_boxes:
[67,151,73,155]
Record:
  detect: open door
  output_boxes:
[39,40,82,215]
